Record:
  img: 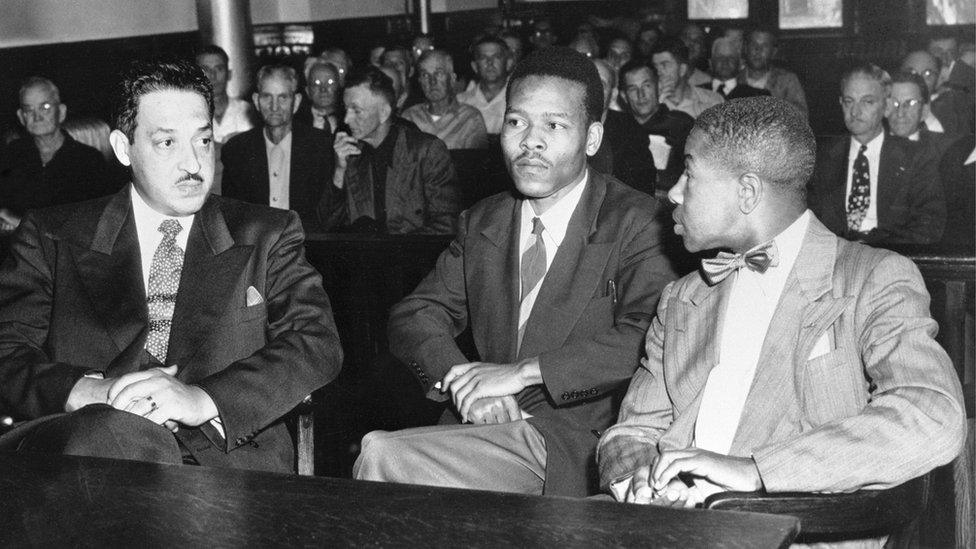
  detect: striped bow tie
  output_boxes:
[700,241,779,286]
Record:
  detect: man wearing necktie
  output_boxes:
[807,63,945,246]
[353,47,676,497]
[0,59,342,472]
[699,37,769,101]
[596,98,964,546]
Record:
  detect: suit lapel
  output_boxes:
[729,218,851,454]
[826,138,850,224]
[517,175,614,360]
[71,190,148,355]
[252,130,271,205]
[875,136,907,228]
[471,197,521,362]
[166,197,252,369]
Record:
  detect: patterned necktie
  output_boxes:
[847,144,870,232]
[145,219,184,363]
[520,217,547,302]
[700,241,779,286]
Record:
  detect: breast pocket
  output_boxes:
[799,348,867,425]
[574,295,614,335]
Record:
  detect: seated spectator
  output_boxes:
[0,76,110,232]
[680,23,712,87]
[295,60,341,133]
[593,59,655,194]
[321,66,459,234]
[195,45,254,144]
[221,65,334,232]
[635,22,662,60]
[652,38,724,119]
[597,99,965,545]
[928,34,959,88]
[617,59,695,191]
[458,36,513,135]
[703,37,770,100]
[739,29,808,117]
[320,47,352,86]
[411,34,436,67]
[604,35,634,72]
[569,33,600,59]
[354,47,675,497]
[379,65,409,114]
[499,29,525,64]
[402,50,488,150]
[62,116,129,191]
[887,72,955,168]
[382,45,424,110]
[901,50,972,135]
[808,64,945,246]
[529,18,558,51]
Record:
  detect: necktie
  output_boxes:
[520,217,547,302]
[145,219,184,363]
[700,241,778,286]
[847,144,870,232]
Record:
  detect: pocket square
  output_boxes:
[807,331,832,360]
[246,286,264,307]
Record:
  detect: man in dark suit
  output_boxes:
[0,59,342,473]
[353,47,676,497]
[808,63,945,246]
[221,64,334,232]
[700,37,770,101]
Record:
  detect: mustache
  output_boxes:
[178,173,204,184]
[514,152,550,166]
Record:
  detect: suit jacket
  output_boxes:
[737,66,808,117]
[293,101,338,134]
[697,81,771,100]
[387,171,677,496]
[221,124,334,232]
[0,189,343,472]
[808,134,946,245]
[597,215,965,496]
[319,121,460,234]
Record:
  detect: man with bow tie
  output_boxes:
[0,59,342,472]
[596,98,964,534]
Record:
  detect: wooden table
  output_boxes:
[0,452,799,548]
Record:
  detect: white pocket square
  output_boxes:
[246,286,264,307]
[807,332,832,360]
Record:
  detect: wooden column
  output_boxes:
[196,0,254,99]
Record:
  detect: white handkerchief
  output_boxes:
[246,286,264,307]
[807,331,832,360]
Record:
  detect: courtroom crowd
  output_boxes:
[0,8,970,547]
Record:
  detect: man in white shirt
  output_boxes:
[457,36,513,135]
[597,97,964,546]
[808,64,945,246]
[651,38,723,119]
[195,45,254,144]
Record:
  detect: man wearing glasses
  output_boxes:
[0,77,110,232]
[295,61,342,134]
[900,49,973,136]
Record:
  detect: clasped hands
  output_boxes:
[438,359,541,424]
[621,448,763,508]
[67,365,218,432]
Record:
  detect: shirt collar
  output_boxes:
[264,129,293,152]
[520,170,589,247]
[850,130,884,156]
[129,184,195,242]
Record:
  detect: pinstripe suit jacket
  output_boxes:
[597,215,965,495]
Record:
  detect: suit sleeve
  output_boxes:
[536,205,675,404]
[0,215,91,418]
[193,211,343,451]
[595,282,675,491]
[387,210,472,400]
[753,254,966,492]
[415,137,460,234]
[780,71,809,118]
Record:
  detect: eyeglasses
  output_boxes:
[20,102,57,116]
[891,98,922,110]
[906,68,936,78]
[309,78,337,90]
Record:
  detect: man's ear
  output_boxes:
[470,60,478,75]
[109,129,132,167]
[16,109,26,128]
[585,120,604,156]
[252,92,260,110]
[292,93,302,113]
[738,172,763,214]
[378,102,393,125]
[57,104,67,124]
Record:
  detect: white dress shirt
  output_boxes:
[844,132,884,232]
[712,78,737,96]
[264,130,292,210]
[457,80,507,134]
[213,98,254,144]
[130,185,194,293]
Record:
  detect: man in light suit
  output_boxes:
[596,98,965,532]
[0,59,342,473]
[353,47,676,497]
[808,63,945,246]
[221,64,334,232]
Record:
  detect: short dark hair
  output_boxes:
[891,71,930,104]
[195,44,229,65]
[344,65,396,108]
[114,58,213,143]
[380,45,411,64]
[618,59,658,90]
[693,97,816,199]
[506,46,604,125]
[747,28,778,46]
[471,35,510,56]
[651,37,689,66]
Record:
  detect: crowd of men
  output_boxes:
[0,13,970,547]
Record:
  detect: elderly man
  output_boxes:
[702,37,769,100]
[195,45,254,144]
[321,66,458,234]
[458,36,513,135]
[679,23,711,87]
[808,64,945,246]
[596,98,964,549]
[221,65,333,232]
[901,49,973,135]
[0,76,110,232]
[617,59,695,191]
[0,59,342,471]
[353,47,675,497]
[382,45,424,110]
[295,61,341,133]
[739,29,808,117]
[887,72,955,164]
[402,50,488,150]
[652,38,723,119]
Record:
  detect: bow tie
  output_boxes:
[700,241,779,286]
